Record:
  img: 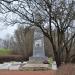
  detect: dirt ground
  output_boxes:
[0,70,55,75]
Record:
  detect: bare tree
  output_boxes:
[8,36,19,54]
[14,26,33,59]
[0,0,75,67]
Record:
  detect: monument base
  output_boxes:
[20,64,50,71]
[28,56,48,64]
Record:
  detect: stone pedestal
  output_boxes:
[29,57,48,64]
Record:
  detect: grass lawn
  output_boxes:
[0,48,11,56]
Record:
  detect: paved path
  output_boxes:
[0,70,55,75]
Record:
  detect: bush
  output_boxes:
[56,64,75,75]
[0,55,28,63]
[48,57,53,64]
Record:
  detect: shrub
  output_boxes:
[56,64,75,75]
[0,55,28,63]
[48,57,53,64]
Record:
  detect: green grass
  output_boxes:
[0,48,12,56]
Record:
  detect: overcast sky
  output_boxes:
[0,22,17,39]
[0,11,18,39]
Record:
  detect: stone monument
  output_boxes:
[29,26,48,63]
[33,27,45,57]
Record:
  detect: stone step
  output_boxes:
[20,64,50,71]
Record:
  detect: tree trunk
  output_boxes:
[65,51,70,63]
[51,41,61,67]
[54,50,61,67]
